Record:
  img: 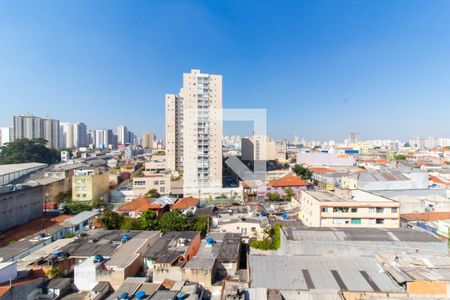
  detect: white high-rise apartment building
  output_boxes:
[13,114,60,149]
[241,135,276,161]
[73,122,88,148]
[95,129,109,149]
[13,114,42,140]
[166,69,223,192]
[42,118,60,149]
[60,122,74,149]
[117,125,128,145]
[0,127,12,147]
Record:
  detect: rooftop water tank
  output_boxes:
[121,234,130,242]
[281,213,287,220]
[120,292,129,299]
[52,250,62,257]
[177,292,185,300]
[135,291,145,300]
[94,254,103,262]
[37,233,45,239]
[205,237,214,245]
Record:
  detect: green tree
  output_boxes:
[120,217,142,230]
[266,192,281,201]
[97,210,124,229]
[140,210,159,230]
[91,199,112,210]
[284,188,295,201]
[292,164,312,181]
[192,215,209,237]
[144,188,160,198]
[0,138,60,165]
[63,202,92,215]
[395,154,407,161]
[158,210,187,233]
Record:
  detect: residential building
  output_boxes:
[133,173,171,197]
[298,189,400,228]
[94,129,109,149]
[141,131,155,149]
[263,173,309,199]
[72,167,109,201]
[144,152,166,174]
[13,114,42,141]
[42,118,60,149]
[73,122,88,148]
[0,127,12,146]
[13,114,60,148]
[165,69,223,195]
[144,231,201,283]
[116,197,173,217]
[212,217,268,242]
[241,135,276,161]
[117,125,128,145]
[183,233,241,288]
[59,122,74,149]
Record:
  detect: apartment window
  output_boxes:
[160,187,165,193]
[369,208,375,213]
[321,207,328,213]
[376,219,384,224]
[376,207,384,213]
[391,208,398,213]
[154,181,159,185]
[333,207,349,213]
[333,218,351,224]
[135,181,145,186]
[351,218,362,224]
[351,208,358,213]
[368,219,375,224]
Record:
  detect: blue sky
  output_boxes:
[1,0,450,141]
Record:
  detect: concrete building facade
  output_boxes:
[72,168,109,201]
[165,69,223,195]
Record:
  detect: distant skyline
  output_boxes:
[1,1,450,141]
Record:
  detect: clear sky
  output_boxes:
[1,0,450,141]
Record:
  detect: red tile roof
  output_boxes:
[429,175,450,185]
[269,174,309,187]
[117,198,161,212]
[172,197,200,210]
[309,167,336,173]
[401,212,450,221]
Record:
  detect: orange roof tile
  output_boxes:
[309,167,336,173]
[429,175,450,185]
[117,198,161,212]
[161,278,176,289]
[269,174,309,187]
[401,212,450,221]
[172,197,200,210]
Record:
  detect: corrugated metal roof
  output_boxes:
[250,255,402,292]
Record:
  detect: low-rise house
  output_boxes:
[73,231,160,291]
[298,189,400,228]
[143,231,201,283]
[212,217,268,242]
[183,233,241,289]
[117,197,174,217]
[171,197,200,211]
[259,174,308,199]
[133,173,171,197]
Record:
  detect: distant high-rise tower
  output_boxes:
[13,114,60,149]
[60,122,74,149]
[141,131,155,149]
[165,69,223,191]
[73,122,88,148]
[347,132,359,145]
[95,129,109,149]
[117,125,128,145]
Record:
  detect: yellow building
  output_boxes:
[72,168,109,201]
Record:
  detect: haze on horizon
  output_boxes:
[1,0,450,141]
